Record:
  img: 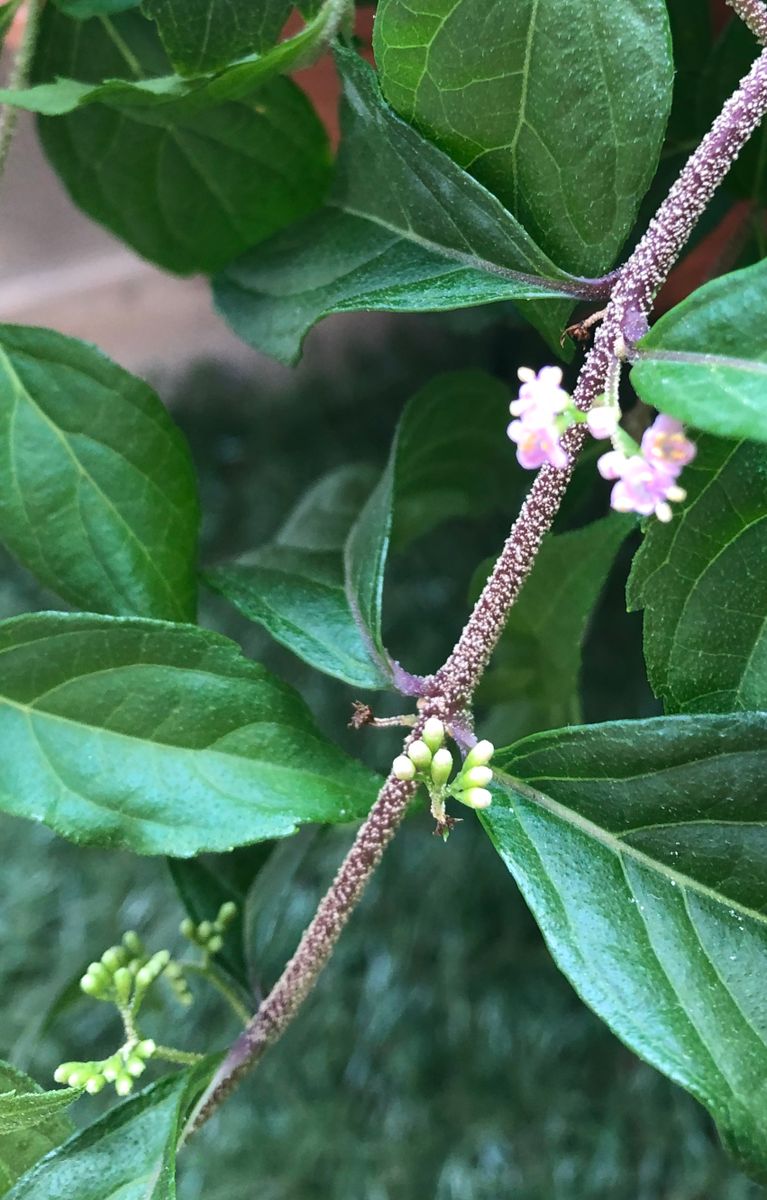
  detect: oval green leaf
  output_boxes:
[0,325,199,622]
[632,260,767,443]
[484,712,767,1181]
[373,0,673,275]
[0,613,380,856]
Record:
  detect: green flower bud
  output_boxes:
[422,717,445,753]
[67,1067,91,1089]
[164,961,184,979]
[136,1039,156,1059]
[101,946,128,973]
[135,965,154,991]
[86,961,112,987]
[464,740,494,769]
[392,754,416,782]
[197,921,213,943]
[102,1055,122,1083]
[80,973,102,997]
[407,739,432,770]
[54,1064,76,1085]
[125,1056,147,1078]
[113,967,133,1004]
[180,917,196,940]
[122,930,144,957]
[115,1074,134,1097]
[207,934,224,954]
[430,747,453,787]
[460,765,493,788]
[85,1074,106,1095]
[217,902,237,927]
[457,786,492,810]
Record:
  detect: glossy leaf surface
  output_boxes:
[628,435,767,713]
[374,0,673,275]
[633,260,767,443]
[485,712,767,1180]
[0,325,199,621]
[0,614,380,855]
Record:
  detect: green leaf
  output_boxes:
[0,612,380,855]
[205,465,390,689]
[627,435,767,713]
[373,0,673,277]
[345,370,522,678]
[53,0,139,16]
[632,260,767,443]
[483,712,767,1181]
[29,10,330,274]
[0,1064,74,1196]
[142,0,295,75]
[215,48,600,363]
[7,1062,213,1200]
[0,325,199,622]
[478,515,634,743]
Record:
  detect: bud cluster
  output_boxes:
[180,900,237,957]
[392,718,494,831]
[80,931,175,1012]
[54,1038,157,1097]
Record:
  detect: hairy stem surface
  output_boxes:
[727,0,767,44]
[187,45,767,1136]
[0,0,43,186]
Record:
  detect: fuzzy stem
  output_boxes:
[185,768,418,1134]
[727,0,767,44]
[0,0,44,186]
[154,1045,205,1067]
[182,961,252,1028]
[184,45,767,1138]
[434,46,767,711]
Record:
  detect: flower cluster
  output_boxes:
[54,1039,157,1097]
[392,719,495,836]
[79,932,171,1008]
[598,414,696,523]
[506,366,619,471]
[507,363,696,523]
[180,900,237,957]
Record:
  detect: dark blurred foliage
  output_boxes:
[0,310,762,1197]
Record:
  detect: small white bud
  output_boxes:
[407,739,432,769]
[422,717,445,752]
[137,1039,156,1058]
[458,787,492,810]
[115,1075,133,1096]
[464,740,494,769]
[53,1066,70,1085]
[461,765,493,788]
[86,1075,106,1095]
[392,755,416,781]
[430,747,453,787]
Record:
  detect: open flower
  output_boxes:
[598,414,695,522]
[508,366,572,470]
[508,417,569,470]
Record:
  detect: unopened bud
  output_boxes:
[461,765,493,788]
[458,787,492,810]
[115,1075,133,1096]
[407,740,432,769]
[122,931,144,957]
[430,748,453,787]
[464,740,494,769]
[125,1056,147,1078]
[137,1039,156,1058]
[197,921,213,943]
[208,934,224,954]
[80,973,102,997]
[392,754,416,781]
[180,918,196,940]
[113,967,133,1004]
[422,717,445,752]
[101,946,127,973]
[217,901,237,927]
[85,1074,106,1095]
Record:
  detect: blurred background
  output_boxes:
[0,1,765,1197]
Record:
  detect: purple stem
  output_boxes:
[727,0,767,44]
[185,46,767,1137]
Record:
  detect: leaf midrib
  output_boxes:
[498,770,767,931]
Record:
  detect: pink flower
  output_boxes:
[508,417,569,470]
[640,414,697,474]
[511,366,570,420]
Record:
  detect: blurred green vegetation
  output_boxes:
[0,312,762,1197]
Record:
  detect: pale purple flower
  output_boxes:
[508,417,569,470]
[510,366,570,420]
[640,414,697,474]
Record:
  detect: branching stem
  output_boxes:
[185,45,767,1137]
[0,0,43,186]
